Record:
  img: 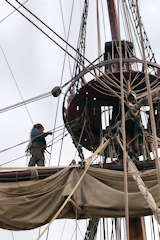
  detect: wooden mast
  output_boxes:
[106,0,119,41]
[106,1,146,239]
[129,217,146,240]
[126,132,146,240]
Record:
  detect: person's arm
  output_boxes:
[42,132,52,138]
[139,88,160,106]
[31,128,52,140]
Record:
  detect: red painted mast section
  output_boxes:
[106,0,119,40]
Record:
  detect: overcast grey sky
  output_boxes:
[0,0,160,239]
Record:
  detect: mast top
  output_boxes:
[107,0,119,40]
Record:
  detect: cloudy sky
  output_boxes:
[0,0,160,239]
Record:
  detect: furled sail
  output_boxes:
[0,166,159,230]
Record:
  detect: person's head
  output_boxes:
[127,91,137,104]
[33,123,44,132]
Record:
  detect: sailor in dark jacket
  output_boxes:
[28,123,52,166]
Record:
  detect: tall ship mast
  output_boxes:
[0,0,160,239]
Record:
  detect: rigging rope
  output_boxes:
[126,0,156,63]
[117,1,129,239]
[59,220,67,240]
[0,155,26,167]
[96,0,102,61]
[73,117,86,161]
[59,0,73,77]
[122,0,142,58]
[136,0,160,188]
[0,123,68,154]
[11,231,15,240]
[6,0,121,100]
[50,0,76,168]
[0,44,33,123]
[120,1,131,42]
[100,0,107,42]
[36,138,110,240]
[69,0,90,162]
[0,91,51,114]
[0,0,29,24]
[72,0,89,76]
[0,71,85,114]
[2,1,160,236]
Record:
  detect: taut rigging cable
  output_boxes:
[100,0,107,42]
[0,91,51,114]
[0,0,29,24]
[0,155,26,167]
[127,0,156,63]
[136,0,160,189]
[0,44,33,123]
[122,0,143,58]
[0,132,68,167]
[0,123,68,154]
[117,2,129,238]
[49,0,76,167]
[0,72,84,114]
[6,0,121,99]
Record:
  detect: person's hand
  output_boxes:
[47,132,52,135]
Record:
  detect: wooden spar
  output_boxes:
[106,0,119,40]
[129,217,144,240]
[126,131,146,240]
[0,168,64,182]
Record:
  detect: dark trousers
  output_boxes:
[28,147,45,166]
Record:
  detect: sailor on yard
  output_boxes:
[28,123,52,166]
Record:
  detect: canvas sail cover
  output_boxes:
[0,166,159,230]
